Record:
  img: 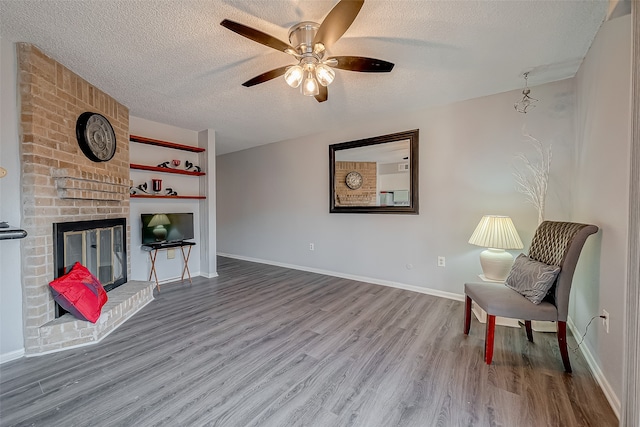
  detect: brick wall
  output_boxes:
[335,161,377,206]
[18,43,131,353]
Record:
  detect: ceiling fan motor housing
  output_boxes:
[288,22,323,57]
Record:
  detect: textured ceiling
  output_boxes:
[0,0,607,155]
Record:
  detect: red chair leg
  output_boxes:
[558,321,572,373]
[525,320,534,342]
[485,315,496,365]
[464,296,472,335]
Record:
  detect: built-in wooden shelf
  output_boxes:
[130,194,206,200]
[130,135,205,153]
[130,163,205,176]
[130,135,206,200]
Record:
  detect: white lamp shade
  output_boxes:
[148,214,170,227]
[468,215,523,249]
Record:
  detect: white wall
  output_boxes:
[216,78,576,295]
[0,38,25,362]
[129,116,216,285]
[572,14,632,413]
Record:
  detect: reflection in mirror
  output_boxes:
[329,129,419,214]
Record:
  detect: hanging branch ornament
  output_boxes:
[512,129,552,225]
[514,72,538,113]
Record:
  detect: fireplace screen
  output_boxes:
[62,227,124,286]
[54,218,127,297]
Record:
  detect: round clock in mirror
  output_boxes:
[76,112,117,162]
[345,171,363,190]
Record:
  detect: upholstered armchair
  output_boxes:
[464,221,598,372]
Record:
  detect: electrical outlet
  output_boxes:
[167,249,176,259]
[437,256,445,267]
[602,309,609,334]
[309,243,315,251]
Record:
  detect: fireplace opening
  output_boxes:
[53,218,127,318]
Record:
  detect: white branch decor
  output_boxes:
[513,131,552,225]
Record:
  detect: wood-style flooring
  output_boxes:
[0,256,618,426]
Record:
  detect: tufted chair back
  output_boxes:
[528,221,599,321]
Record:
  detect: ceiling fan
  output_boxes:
[220,0,394,103]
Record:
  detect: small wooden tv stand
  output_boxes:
[141,241,195,291]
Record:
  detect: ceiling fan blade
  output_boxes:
[221,19,294,53]
[313,0,364,50]
[315,85,328,103]
[328,56,394,72]
[242,66,290,87]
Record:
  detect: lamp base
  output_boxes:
[479,248,515,281]
[152,225,167,241]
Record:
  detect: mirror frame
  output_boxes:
[329,129,419,214]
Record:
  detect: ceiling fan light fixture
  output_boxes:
[315,63,335,86]
[284,65,304,88]
[221,0,395,103]
[302,71,319,96]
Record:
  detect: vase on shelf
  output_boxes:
[152,179,162,193]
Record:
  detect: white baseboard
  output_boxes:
[199,272,219,279]
[567,317,620,419]
[0,348,25,364]
[156,276,186,286]
[217,253,465,302]
[156,271,218,284]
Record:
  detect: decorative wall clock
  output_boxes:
[345,171,363,190]
[76,112,117,162]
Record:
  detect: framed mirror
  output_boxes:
[329,129,419,214]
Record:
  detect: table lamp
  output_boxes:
[148,214,170,241]
[468,215,524,281]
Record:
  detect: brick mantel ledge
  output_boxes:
[51,168,132,201]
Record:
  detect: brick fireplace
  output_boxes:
[18,44,153,354]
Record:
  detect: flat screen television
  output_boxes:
[141,213,194,244]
